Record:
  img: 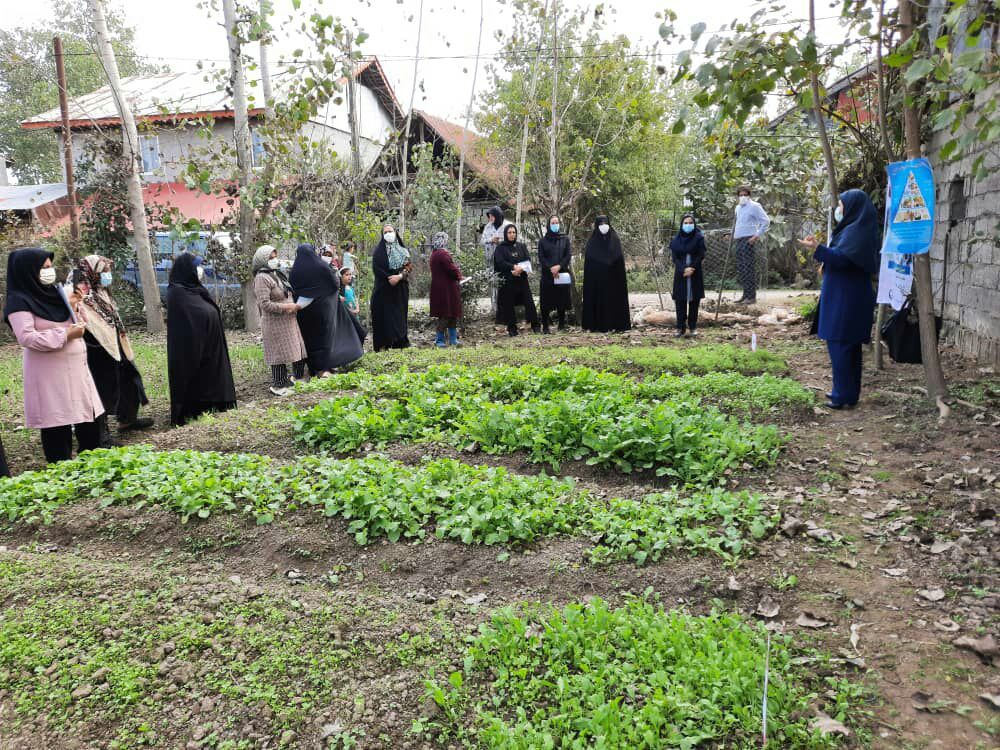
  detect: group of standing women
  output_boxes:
[484,208,633,336]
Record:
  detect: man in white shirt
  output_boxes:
[732,186,770,304]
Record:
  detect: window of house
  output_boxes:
[251,128,266,168]
[139,135,160,173]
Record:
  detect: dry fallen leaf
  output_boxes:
[917,587,946,602]
[882,568,908,578]
[464,593,488,606]
[811,713,851,737]
[933,618,961,633]
[849,622,872,652]
[979,693,1000,710]
[796,611,830,629]
[953,634,998,663]
[755,595,780,619]
[929,540,955,555]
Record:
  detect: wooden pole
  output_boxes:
[346,37,362,210]
[88,0,163,332]
[53,37,80,244]
[398,0,425,234]
[899,0,948,414]
[548,0,560,214]
[455,0,485,249]
[222,0,259,332]
[873,0,895,371]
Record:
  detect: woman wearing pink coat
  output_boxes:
[3,247,104,463]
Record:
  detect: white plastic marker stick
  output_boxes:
[751,331,758,352]
[762,629,771,746]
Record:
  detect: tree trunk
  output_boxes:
[89,0,163,333]
[347,40,362,210]
[808,0,839,236]
[873,0,896,371]
[223,0,259,332]
[899,0,948,412]
[455,0,484,249]
[515,0,549,229]
[255,0,280,228]
[398,0,425,234]
[548,0,560,214]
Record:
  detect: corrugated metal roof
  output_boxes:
[0,183,68,210]
[22,57,404,129]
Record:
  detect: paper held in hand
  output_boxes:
[295,297,314,308]
[516,260,533,275]
[554,272,572,285]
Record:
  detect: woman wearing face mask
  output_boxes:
[252,245,307,395]
[494,224,540,337]
[3,247,104,463]
[669,215,707,338]
[73,255,152,444]
[582,216,631,333]
[320,244,341,269]
[166,252,237,426]
[799,189,879,410]
[370,224,411,351]
[537,215,572,334]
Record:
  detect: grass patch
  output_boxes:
[0,555,449,746]
[295,365,789,484]
[420,597,863,748]
[357,343,789,377]
[0,447,779,564]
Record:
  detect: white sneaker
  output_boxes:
[269,386,291,396]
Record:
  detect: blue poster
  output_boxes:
[883,158,935,255]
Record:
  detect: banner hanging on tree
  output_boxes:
[876,252,914,309]
[883,158,935,255]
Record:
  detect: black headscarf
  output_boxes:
[585,215,623,265]
[830,189,880,274]
[289,243,340,299]
[669,214,704,254]
[3,247,71,325]
[168,252,218,308]
[487,205,504,229]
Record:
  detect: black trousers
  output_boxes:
[0,435,9,477]
[39,421,101,464]
[675,299,700,331]
[735,238,757,300]
[498,281,539,333]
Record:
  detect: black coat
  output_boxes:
[166,253,236,426]
[290,245,363,371]
[494,240,534,301]
[669,230,706,302]
[537,232,572,311]
[582,225,631,332]
[370,242,410,351]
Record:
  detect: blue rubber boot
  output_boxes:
[448,327,459,347]
[435,331,446,348]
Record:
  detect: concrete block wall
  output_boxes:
[927,83,1000,365]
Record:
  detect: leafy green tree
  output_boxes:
[0,0,158,183]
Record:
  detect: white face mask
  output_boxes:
[267,258,281,270]
[738,196,750,206]
[383,231,396,244]
[39,267,57,285]
[196,265,204,281]
[598,224,610,235]
[834,205,844,224]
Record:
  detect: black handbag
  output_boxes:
[880,297,941,364]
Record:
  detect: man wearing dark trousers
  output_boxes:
[733,186,770,304]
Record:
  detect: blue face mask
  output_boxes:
[550,223,560,233]
[682,223,695,234]
[100,271,113,287]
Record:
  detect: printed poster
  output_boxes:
[876,252,913,310]
[883,158,935,255]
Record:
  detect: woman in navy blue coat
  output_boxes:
[799,189,879,410]
[669,214,706,337]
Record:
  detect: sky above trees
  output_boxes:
[3,0,859,124]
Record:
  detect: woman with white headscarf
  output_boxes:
[252,245,307,395]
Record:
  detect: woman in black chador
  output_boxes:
[581,215,631,332]
[166,253,237,426]
[494,224,540,337]
[289,243,363,376]
[669,213,706,337]
[537,214,572,333]
[369,224,411,351]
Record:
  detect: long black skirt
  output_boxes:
[85,333,149,424]
[0,435,9,477]
[371,280,410,351]
[297,295,364,373]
